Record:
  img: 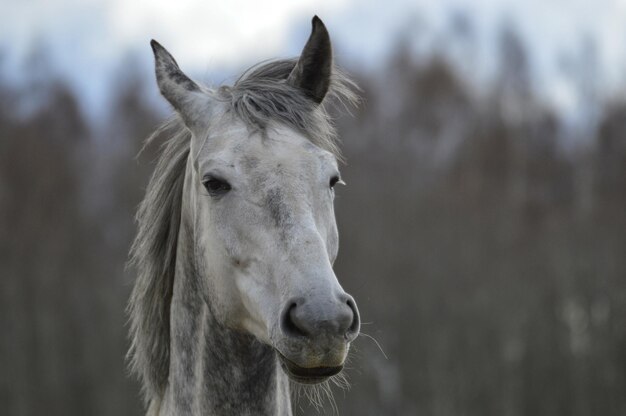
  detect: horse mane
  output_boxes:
[221,58,359,160]
[127,58,358,403]
[127,120,191,402]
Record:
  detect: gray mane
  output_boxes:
[220,58,359,159]
[127,122,191,402]
[127,59,358,403]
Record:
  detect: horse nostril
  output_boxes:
[281,301,308,337]
[345,298,360,342]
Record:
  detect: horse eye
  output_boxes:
[203,177,231,197]
[329,175,340,189]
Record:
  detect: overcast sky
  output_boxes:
[2,0,626,118]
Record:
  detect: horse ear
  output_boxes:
[287,16,332,104]
[150,40,210,130]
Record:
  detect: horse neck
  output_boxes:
[162,187,291,416]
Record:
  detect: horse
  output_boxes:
[127,16,361,415]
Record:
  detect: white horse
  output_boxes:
[127,16,360,415]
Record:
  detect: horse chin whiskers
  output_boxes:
[280,344,354,414]
[290,371,350,415]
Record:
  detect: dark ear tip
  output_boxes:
[311,15,325,30]
[150,39,162,54]
[150,40,178,67]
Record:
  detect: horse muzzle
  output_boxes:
[273,292,360,383]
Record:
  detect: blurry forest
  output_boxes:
[1,26,625,416]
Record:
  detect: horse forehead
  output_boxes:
[237,128,330,176]
[199,121,335,182]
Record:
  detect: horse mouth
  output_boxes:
[276,352,343,384]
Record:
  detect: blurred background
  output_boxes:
[1,1,626,415]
